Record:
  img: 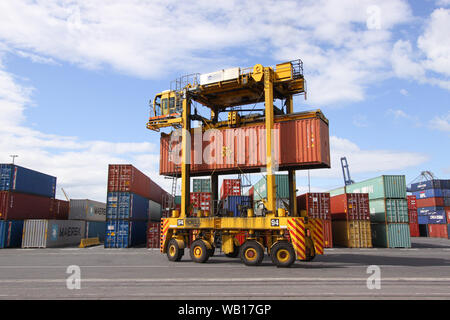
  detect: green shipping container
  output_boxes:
[253,175,289,201]
[369,198,409,223]
[345,175,406,200]
[192,179,211,193]
[371,223,411,248]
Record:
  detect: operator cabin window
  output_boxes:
[169,97,175,113]
[154,96,161,116]
[162,98,168,115]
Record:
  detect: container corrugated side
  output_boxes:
[369,198,409,223]
[417,206,447,224]
[69,199,106,222]
[160,115,330,176]
[223,196,252,217]
[370,223,411,248]
[332,220,361,248]
[0,164,56,198]
[409,223,419,237]
[346,175,406,200]
[104,220,147,248]
[413,189,444,199]
[146,221,160,248]
[410,179,449,192]
[0,191,53,220]
[297,193,330,219]
[0,220,24,248]
[106,192,148,220]
[416,197,444,208]
[22,220,85,248]
[427,224,448,238]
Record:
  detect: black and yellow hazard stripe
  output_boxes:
[310,219,324,255]
[160,218,170,252]
[287,218,306,260]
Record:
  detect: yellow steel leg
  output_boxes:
[264,67,276,217]
[286,95,297,216]
[181,97,191,218]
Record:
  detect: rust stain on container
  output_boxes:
[160,116,330,176]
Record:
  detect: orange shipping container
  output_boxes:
[160,116,330,176]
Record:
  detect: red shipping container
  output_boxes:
[408,209,418,224]
[220,179,241,200]
[0,191,53,220]
[108,164,167,204]
[50,199,70,220]
[427,224,448,239]
[409,223,419,237]
[446,207,450,223]
[416,197,444,208]
[297,192,330,219]
[146,222,160,248]
[190,192,211,211]
[407,195,417,210]
[160,115,330,176]
[330,193,370,220]
[235,231,247,246]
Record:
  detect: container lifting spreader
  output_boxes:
[146,59,329,267]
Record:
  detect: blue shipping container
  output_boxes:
[0,164,56,198]
[418,206,447,224]
[0,220,24,248]
[106,192,149,220]
[410,179,450,192]
[104,220,147,248]
[223,196,252,217]
[85,221,106,242]
[412,189,444,199]
[418,215,429,224]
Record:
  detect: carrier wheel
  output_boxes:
[190,240,210,263]
[240,240,264,266]
[270,242,296,268]
[167,238,184,262]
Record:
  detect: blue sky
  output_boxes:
[0,0,449,201]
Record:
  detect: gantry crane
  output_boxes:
[147,60,328,267]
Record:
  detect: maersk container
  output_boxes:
[253,174,289,201]
[223,196,252,217]
[369,198,409,223]
[410,179,450,192]
[412,189,444,199]
[104,220,147,248]
[0,164,56,198]
[69,199,106,222]
[85,221,106,242]
[148,200,162,222]
[22,220,85,248]
[0,220,24,248]
[106,192,148,220]
[371,223,411,248]
[346,175,406,200]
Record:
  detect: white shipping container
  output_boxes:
[22,220,86,248]
[199,67,240,85]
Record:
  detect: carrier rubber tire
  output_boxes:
[167,238,184,262]
[240,240,264,266]
[190,240,210,263]
[270,241,296,268]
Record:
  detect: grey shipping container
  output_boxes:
[69,199,106,222]
[22,220,86,248]
[148,200,162,222]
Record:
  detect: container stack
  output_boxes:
[106,164,165,248]
[344,175,411,248]
[297,192,333,248]
[410,179,450,239]
[69,199,106,243]
[329,193,372,248]
[407,195,419,237]
[190,192,211,213]
[0,164,69,248]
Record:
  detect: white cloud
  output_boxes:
[0,0,414,106]
[436,0,450,7]
[352,114,369,127]
[400,89,408,96]
[429,112,450,132]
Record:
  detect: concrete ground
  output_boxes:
[0,237,449,300]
